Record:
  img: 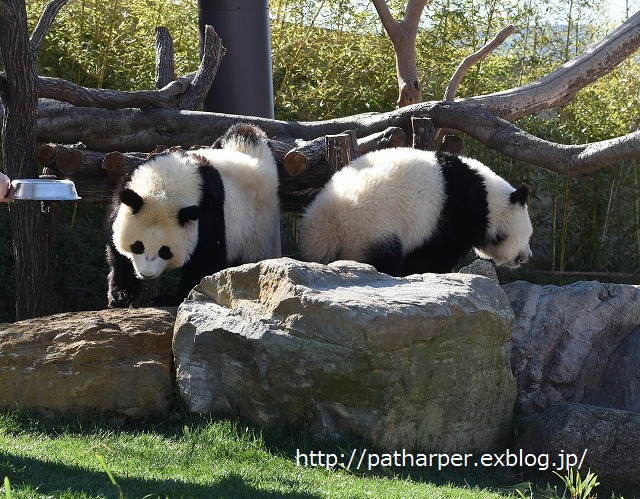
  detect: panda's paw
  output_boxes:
[108,289,135,308]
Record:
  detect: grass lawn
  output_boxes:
[0,411,530,498]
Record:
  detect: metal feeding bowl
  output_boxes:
[10,179,81,201]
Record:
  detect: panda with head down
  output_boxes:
[107,123,280,307]
[300,147,533,276]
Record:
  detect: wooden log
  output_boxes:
[357,126,406,154]
[326,130,357,176]
[102,151,147,185]
[268,138,294,165]
[283,136,325,177]
[412,116,435,150]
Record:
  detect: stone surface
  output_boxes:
[516,402,640,492]
[0,308,175,418]
[504,280,640,414]
[458,259,499,285]
[174,257,517,452]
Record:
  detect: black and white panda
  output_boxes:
[106,123,280,307]
[299,148,532,276]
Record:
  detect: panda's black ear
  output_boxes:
[510,184,529,206]
[120,188,144,214]
[178,205,200,226]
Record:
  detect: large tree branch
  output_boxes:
[155,26,176,90]
[467,10,640,120]
[371,0,427,106]
[34,98,640,175]
[370,0,400,39]
[444,24,516,101]
[3,24,224,111]
[428,101,640,175]
[30,0,68,53]
[175,24,226,110]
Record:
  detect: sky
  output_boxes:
[606,0,640,22]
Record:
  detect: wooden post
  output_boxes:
[411,116,435,150]
[325,130,357,175]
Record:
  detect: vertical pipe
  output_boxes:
[197,0,274,118]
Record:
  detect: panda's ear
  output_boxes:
[178,205,200,226]
[120,188,144,214]
[510,184,529,206]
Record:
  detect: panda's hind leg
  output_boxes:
[364,235,404,277]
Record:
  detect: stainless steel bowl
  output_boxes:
[11,179,81,201]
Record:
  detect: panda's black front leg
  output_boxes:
[106,243,141,308]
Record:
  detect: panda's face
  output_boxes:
[474,184,533,268]
[113,187,200,279]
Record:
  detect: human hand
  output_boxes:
[0,172,12,202]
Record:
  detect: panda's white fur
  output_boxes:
[191,144,279,265]
[300,147,532,275]
[112,152,202,279]
[108,123,280,307]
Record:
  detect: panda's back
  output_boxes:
[191,147,280,263]
[300,148,446,263]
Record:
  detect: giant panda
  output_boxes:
[299,147,533,276]
[106,123,280,307]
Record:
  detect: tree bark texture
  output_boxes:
[371,0,426,107]
[0,0,55,319]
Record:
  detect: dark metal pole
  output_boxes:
[198,0,274,118]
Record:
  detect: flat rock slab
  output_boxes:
[0,308,175,419]
[174,258,516,452]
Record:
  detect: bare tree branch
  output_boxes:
[444,24,516,101]
[155,26,176,90]
[371,0,427,107]
[30,0,68,53]
[428,101,640,175]
[468,10,640,120]
[36,76,190,109]
[370,0,400,39]
[176,24,226,110]
[5,24,225,111]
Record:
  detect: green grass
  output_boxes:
[0,411,522,498]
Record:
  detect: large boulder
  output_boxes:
[174,258,517,452]
[504,280,640,414]
[516,402,640,493]
[0,308,175,418]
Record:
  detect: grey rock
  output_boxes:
[516,402,640,491]
[503,280,640,414]
[458,258,500,284]
[174,257,517,452]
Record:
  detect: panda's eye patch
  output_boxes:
[159,246,173,260]
[130,241,144,254]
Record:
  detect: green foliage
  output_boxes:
[0,411,516,498]
[26,0,200,89]
[2,477,12,499]
[553,468,600,499]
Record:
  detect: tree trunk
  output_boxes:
[0,0,54,319]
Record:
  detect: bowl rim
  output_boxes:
[10,178,81,201]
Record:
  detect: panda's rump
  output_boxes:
[301,149,446,263]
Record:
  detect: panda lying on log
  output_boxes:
[299,148,533,277]
[106,123,280,307]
